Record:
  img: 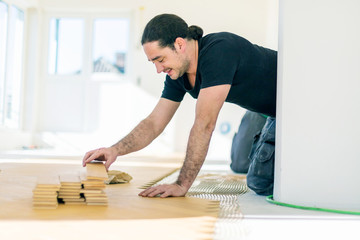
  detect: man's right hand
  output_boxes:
[82,147,118,171]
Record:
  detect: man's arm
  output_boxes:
[82,98,180,170]
[112,98,180,155]
[139,84,231,197]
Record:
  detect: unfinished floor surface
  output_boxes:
[0,158,218,240]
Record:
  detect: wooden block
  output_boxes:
[80,171,106,187]
[62,198,85,202]
[33,200,58,204]
[83,183,105,188]
[59,189,81,194]
[33,199,58,204]
[59,188,81,192]
[84,198,108,202]
[33,202,58,205]
[61,182,81,186]
[65,201,87,205]
[84,193,107,197]
[33,191,58,196]
[33,194,58,199]
[33,188,58,193]
[58,195,81,199]
[60,184,82,188]
[32,175,61,210]
[83,179,105,183]
[82,183,105,188]
[80,189,103,194]
[83,185,106,190]
[58,192,80,197]
[81,179,104,184]
[35,186,60,191]
[86,162,108,180]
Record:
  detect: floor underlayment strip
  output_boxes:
[147,170,249,240]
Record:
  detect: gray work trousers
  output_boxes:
[230,111,267,173]
[230,111,276,195]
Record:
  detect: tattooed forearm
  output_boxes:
[176,122,214,189]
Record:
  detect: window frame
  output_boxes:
[47,17,85,76]
[0,0,9,126]
[44,11,133,82]
[0,1,26,130]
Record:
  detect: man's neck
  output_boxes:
[186,40,198,76]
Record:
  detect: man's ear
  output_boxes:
[174,37,186,52]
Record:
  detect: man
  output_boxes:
[82,14,277,197]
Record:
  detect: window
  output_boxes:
[0,3,24,128]
[48,18,84,75]
[47,15,130,78]
[0,1,8,124]
[92,18,129,74]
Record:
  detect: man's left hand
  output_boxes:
[138,183,188,198]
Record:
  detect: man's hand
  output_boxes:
[82,147,118,171]
[138,183,188,198]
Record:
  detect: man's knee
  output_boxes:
[230,160,250,174]
[230,111,267,174]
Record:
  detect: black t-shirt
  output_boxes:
[161,32,277,117]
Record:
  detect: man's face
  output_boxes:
[143,41,190,80]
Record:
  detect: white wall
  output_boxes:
[275,0,360,211]
[1,0,279,156]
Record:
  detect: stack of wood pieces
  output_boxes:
[32,175,61,209]
[58,174,85,205]
[32,162,109,209]
[81,162,108,206]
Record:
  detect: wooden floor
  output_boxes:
[2,156,360,240]
[0,157,219,240]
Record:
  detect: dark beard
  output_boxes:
[177,59,190,78]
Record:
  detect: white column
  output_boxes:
[275,0,360,211]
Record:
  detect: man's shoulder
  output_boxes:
[202,32,248,43]
[200,32,252,51]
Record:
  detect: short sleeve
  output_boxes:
[160,76,186,102]
[199,38,239,89]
